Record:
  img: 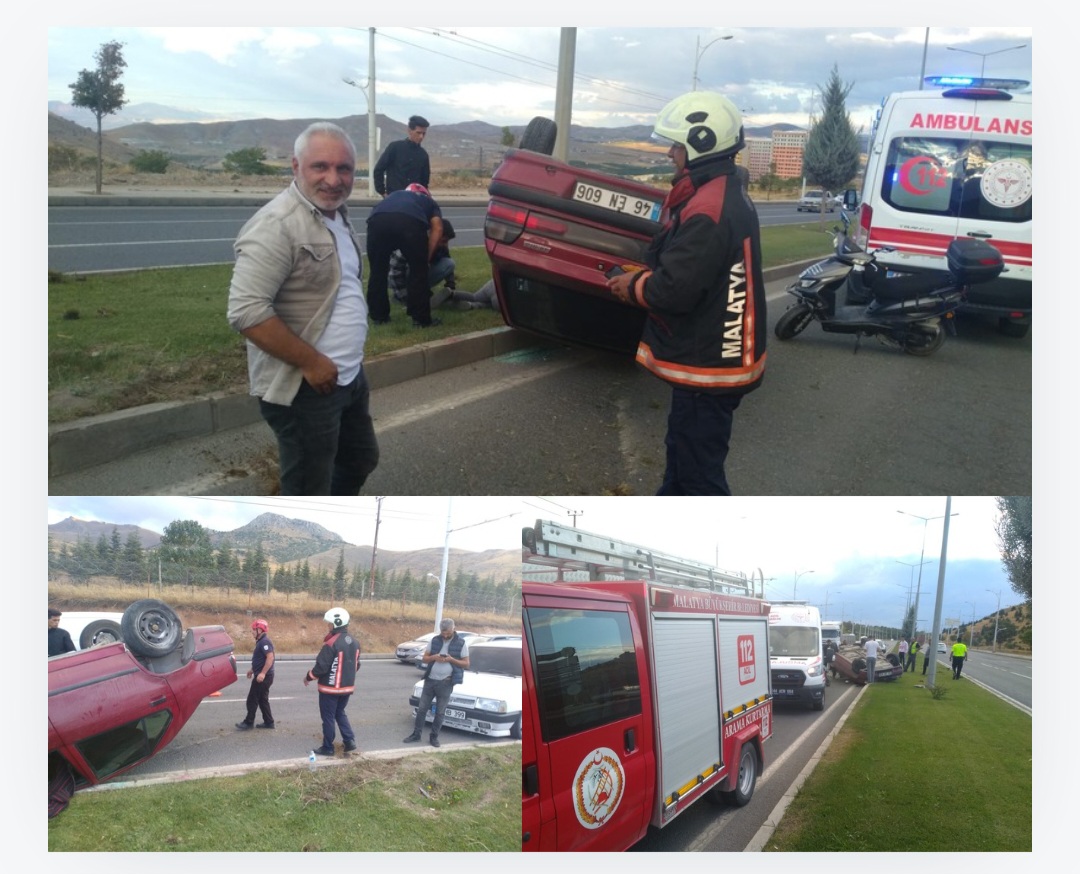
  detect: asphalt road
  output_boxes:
[47,273,1031,496]
[118,657,511,781]
[47,201,814,274]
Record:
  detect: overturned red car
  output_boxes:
[48,599,236,816]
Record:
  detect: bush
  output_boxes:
[222,147,277,176]
[130,150,170,174]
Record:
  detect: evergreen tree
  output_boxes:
[995,497,1032,600]
[801,65,861,216]
[334,548,347,601]
[120,531,145,584]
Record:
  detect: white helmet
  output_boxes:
[324,607,350,628]
[653,91,744,162]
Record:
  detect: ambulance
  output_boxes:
[854,77,1032,337]
[768,601,826,711]
[521,520,773,852]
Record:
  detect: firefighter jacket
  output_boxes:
[307,628,360,694]
[624,157,767,395]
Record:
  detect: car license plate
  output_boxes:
[573,182,661,221]
[444,708,466,720]
[775,688,795,696]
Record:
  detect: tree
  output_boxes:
[69,41,128,195]
[130,150,170,174]
[801,65,861,218]
[996,496,1032,600]
[222,147,276,176]
[501,126,515,147]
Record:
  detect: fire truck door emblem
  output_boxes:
[572,747,625,828]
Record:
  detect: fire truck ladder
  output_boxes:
[523,519,760,596]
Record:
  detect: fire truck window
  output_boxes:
[527,607,641,742]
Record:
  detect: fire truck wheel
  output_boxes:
[724,743,759,807]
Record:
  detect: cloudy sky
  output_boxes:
[47,496,523,555]
[47,496,1024,634]
[46,25,1032,132]
[523,496,1023,635]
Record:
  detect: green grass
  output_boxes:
[764,675,1031,852]
[48,745,519,852]
[48,226,833,424]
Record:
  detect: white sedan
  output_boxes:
[409,639,522,738]
[57,611,124,649]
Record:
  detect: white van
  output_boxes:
[854,77,1032,337]
[768,601,825,711]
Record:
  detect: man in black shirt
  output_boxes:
[236,619,276,729]
[48,608,76,657]
[373,115,430,196]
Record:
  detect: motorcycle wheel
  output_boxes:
[901,323,946,356]
[775,303,814,340]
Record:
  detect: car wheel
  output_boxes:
[121,599,183,658]
[885,653,901,667]
[851,657,866,674]
[722,743,759,806]
[511,715,521,740]
[79,619,122,649]
[812,689,825,712]
[519,117,557,155]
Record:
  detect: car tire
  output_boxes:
[79,619,122,649]
[722,743,759,806]
[519,117,557,155]
[511,715,521,740]
[121,599,183,658]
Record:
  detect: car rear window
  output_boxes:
[881,135,1032,223]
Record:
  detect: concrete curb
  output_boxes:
[83,737,521,793]
[48,326,547,479]
[48,262,815,480]
[743,684,868,852]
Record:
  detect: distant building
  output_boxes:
[742,137,773,181]
[770,128,809,179]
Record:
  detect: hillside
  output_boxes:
[48,513,519,582]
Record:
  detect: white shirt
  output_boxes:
[864,639,879,658]
[315,210,368,386]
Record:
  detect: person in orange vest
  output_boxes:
[950,638,968,680]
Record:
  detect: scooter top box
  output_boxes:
[946,239,1004,286]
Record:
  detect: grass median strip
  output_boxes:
[48,225,833,424]
[48,745,519,852]
[764,673,1031,852]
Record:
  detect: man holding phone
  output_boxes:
[404,618,470,747]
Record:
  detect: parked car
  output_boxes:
[411,631,490,668]
[938,641,948,653]
[797,189,835,212]
[396,632,438,664]
[57,610,124,649]
[49,599,237,816]
[485,126,664,356]
[409,638,522,739]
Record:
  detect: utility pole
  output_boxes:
[553,28,576,163]
[342,27,378,197]
[987,588,1002,652]
[367,497,383,599]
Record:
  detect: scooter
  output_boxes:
[774,211,1004,356]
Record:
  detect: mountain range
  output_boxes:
[47,103,804,172]
[48,512,520,581]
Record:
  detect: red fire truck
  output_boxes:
[521,520,773,851]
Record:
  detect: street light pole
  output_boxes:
[793,569,814,599]
[693,34,732,91]
[897,508,958,646]
[987,588,1002,653]
[342,27,378,198]
[946,43,1028,79]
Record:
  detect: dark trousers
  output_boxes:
[367,213,432,324]
[245,675,274,725]
[412,676,455,738]
[658,389,741,495]
[905,652,916,672]
[318,692,355,748]
[260,370,378,496]
[952,655,965,679]
[923,652,931,674]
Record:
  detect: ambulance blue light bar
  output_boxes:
[924,75,1030,91]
